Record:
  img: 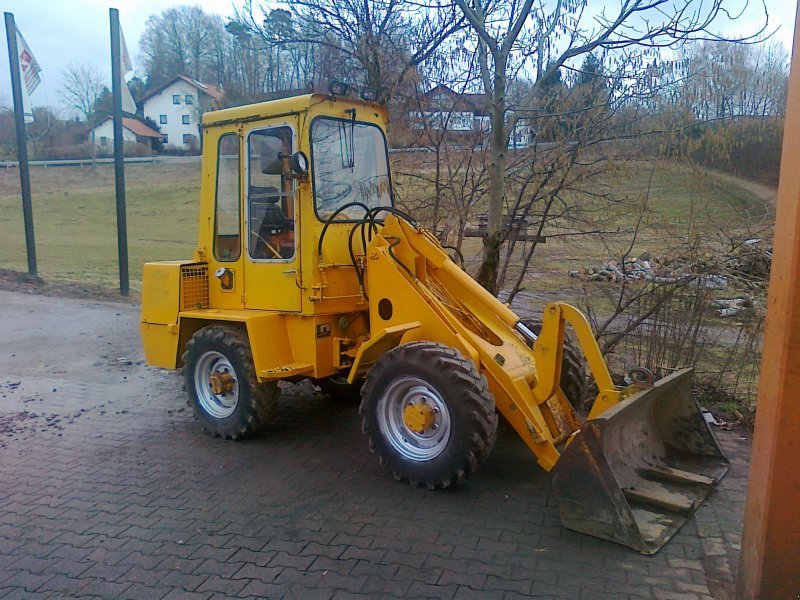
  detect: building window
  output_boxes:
[162,134,169,144]
[173,94,180,104]
[159,114,167,124]
[182,114,190,125]
[100,136,108,146]
[185,95,193,105]
[183,134,195,145]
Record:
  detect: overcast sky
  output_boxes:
[0,0,796,113]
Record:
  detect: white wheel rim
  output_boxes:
[377,376,451,461]
[194,350,239,419]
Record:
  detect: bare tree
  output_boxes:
[451,0,768,294]
[60,62,105,123]
[235,0,466,103]
[60,62,105,160]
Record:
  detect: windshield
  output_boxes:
[311,117,392,220]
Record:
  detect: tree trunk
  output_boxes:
[432,145,442,237]
[476,63,506,294]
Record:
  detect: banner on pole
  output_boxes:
[119,27,136,113]
[15,28,41,124]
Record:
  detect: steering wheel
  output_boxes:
[250,229,283,259]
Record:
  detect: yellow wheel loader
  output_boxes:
[140,92,728,554]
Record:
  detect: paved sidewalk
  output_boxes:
[0,291,751,599]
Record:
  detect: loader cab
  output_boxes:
[199,94,392,315]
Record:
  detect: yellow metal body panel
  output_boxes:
[241,117,302,312]
[347,322,421,383]
[141,91,635,478]
[141,260,201,369]
[356,216,624,471]
[177,308,355,381]
[197,121,246,311]
[141,261,193,325]
[141,323,180,368]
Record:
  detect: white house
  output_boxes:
[88,117,163,153]
[139,75,224,151]
[412,84,531,148]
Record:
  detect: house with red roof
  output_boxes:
[139,75,224,151]
[412,84,531,148]
[88,116,163,153]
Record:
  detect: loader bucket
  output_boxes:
[551,368,728,554]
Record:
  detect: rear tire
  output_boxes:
[360,342,497,489]
[183,325,279,439]
[521,318,587,410]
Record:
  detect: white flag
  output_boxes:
[16,29,41,124]
[119,26,136,113]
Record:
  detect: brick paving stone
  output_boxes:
[483,574,533,595]
[406,581,460,598]
[161,589,214,600]
[266,551,315,571]
[238,579,294,597]
[155,570,210,592]
[393,564,442,584]
[438,569,487,590]
[301,542,348,559]
[119,583,171,600]
[186,545,238,563]
[78,578,134,597]
[231,563,284,582]
[0,570,54,592]
[308,556,359,575]
[340,546,386,562]
[0,292,755,600]
[193,559,247,578]
[37,573,89,596]
[196,574,249,595]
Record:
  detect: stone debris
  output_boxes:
[570,239,772,292]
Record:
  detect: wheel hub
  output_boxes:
[378,376,451,462]
[209,372,235,396]
[403,402,436,433]
[194,351,240,419]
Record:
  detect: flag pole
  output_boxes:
[4,12,37,277]
[109,8,129,296]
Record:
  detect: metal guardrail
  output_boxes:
[0,155,202,169]
[0,142,565,169]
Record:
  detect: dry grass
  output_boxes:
[0,162,200,291]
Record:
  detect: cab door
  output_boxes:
[242,121,302,312]
[206,127,245,311]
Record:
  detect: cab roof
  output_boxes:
[202,93,386,127]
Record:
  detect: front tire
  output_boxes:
[183,325,279,439]
[360,342,497,489]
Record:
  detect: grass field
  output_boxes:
[0,162,200,291]
[0,159,774,410]
[0,159,774,296]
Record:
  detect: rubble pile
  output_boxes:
[570,238,771,318]
[569,252,725,287]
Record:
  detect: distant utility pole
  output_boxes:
[109,7,129,296]
[4,12,37,277]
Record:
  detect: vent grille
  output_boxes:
[180,263,209,310]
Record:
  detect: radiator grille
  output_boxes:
[180,263,209,310]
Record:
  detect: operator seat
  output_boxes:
[251,186,294,259]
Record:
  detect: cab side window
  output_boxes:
[214,134,241,261]
[248,127,295,260]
